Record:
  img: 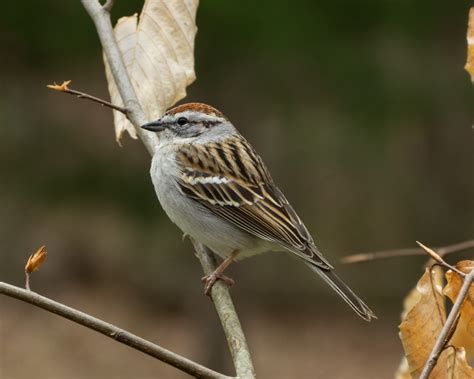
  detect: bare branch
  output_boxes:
[80,0,255,376]
[419,270,474,379]
[341,239,474,264]
[0,282,230,379]
[47,81,127,114]
[192,241,256,378]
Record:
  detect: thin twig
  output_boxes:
[102,0,115,13]
[416,241,466,278]
[341,239,474,264]
[25,274,31,291]
[0,282,230,379]
[192,241,256,378]
[47,81,127,114]
[80,0,255,376]
[419,270,474,379]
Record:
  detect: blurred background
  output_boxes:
[1,1,473,378]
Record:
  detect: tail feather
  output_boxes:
[306,263,377,321]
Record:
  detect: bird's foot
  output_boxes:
[201,271,235,296]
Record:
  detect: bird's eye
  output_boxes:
[177,117,188,126]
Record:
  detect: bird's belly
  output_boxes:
[150,152,268,260]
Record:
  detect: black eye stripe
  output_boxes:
[202,120,220,128]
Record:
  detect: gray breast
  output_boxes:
[150,146,268,260]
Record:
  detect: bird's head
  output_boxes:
[141,103,233,142]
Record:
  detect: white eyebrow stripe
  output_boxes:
[175,110,223,123]
[187,176,231,185]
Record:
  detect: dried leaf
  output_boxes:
[47,80,72,91]
[394,357,411,379]
[449,348,474,378]
[104,0,198,143]
[465,7,474,82]
[25,245,47,273]
[400,282,422,321]
[444,261,474,366]
[436,348,472,379]
[398,262,474,378]
[399,268,447,378]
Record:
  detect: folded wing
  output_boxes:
[176,135,333,270]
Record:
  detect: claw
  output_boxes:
[201,272,235,296]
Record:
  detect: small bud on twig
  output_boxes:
[47,80,72,91]
[416,241,466,278]
[25,245,47,291]
[416,241,443,262]
[47,79,128,114]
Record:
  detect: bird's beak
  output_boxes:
[140,120,167,132]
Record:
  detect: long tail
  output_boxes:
[305,263,377,321]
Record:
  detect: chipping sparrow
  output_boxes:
[141,103,376,321]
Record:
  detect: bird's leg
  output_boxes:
[201,250,240,296]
